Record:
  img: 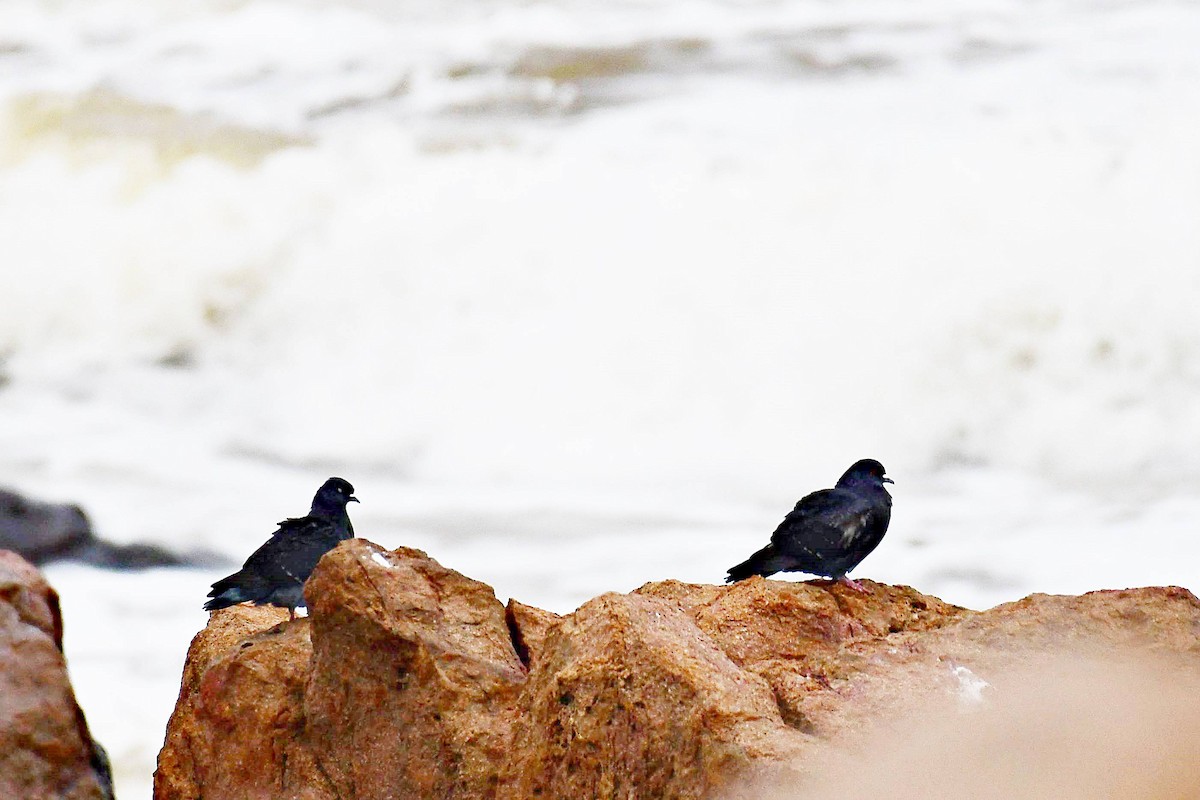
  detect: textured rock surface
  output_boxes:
[155,543,1200,800]
[0,550,112,800]
[640,579,1200,755]
[303,544,526,800]
[497,590,808,800]
[154,606,319,800]
[634,578,970,750]
[504,598,560,669]
[155,541,527,800]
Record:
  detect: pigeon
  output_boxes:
[204,477,358,619]
[725,459,892,592]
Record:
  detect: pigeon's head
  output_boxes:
[837,459,893,490]
[312,477,359,514]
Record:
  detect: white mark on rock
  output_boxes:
[370,551,393,568]
[951,664,991,711]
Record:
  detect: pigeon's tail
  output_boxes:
[725,543,790,583]
[204,571,266,612]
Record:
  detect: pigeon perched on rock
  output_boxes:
[205,477,358,619]
[726,459,892,592]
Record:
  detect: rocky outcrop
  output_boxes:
[153,606,315,800]
[645,580,1200,757]
[0,550,113,800]
[498,590,809,800]
[302,545,526,799]
[154,541,1200,800]
[156,542,528,800]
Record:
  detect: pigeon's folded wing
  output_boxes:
[772,489,870,545]
[242,527,343,585]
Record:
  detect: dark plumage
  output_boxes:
[204,477,358,619]
[726,459,893,592]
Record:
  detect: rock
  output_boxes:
[717,582,1200,749]
[154,541,527,800]
[0,550,113,800]
[0,488,93,564]
[0,486,223,570]
[791,652,1200,800]
[497,591,809,800]
[155,543,1200,800]
[504,599,561,669]
[302,543,526,800]
[153,606,317,800]
[638,577,973,744]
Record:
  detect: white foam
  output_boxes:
[1,0,1199,797]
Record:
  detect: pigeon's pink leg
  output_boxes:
[838,576,870,594]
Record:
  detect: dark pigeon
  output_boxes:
[204,477,358,619]
[726,459,893,592]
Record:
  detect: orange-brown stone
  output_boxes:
[153,542,1200,800]
[0,550,111,800]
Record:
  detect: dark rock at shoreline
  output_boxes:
[0,486,223,570]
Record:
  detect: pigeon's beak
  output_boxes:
[349,495,360,503]
[882,477,894,484]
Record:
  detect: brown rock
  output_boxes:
[155,541,1200,800]
[0,550,111,800]
[153,607,322,800]
[498,591,808,800]
[504,598,561,669]
[155,541,527,800]
[762,584,1200,747]
[639,580,1200,755]
[630,578,967,743]
[787,620,1200,799]
[640,577,966,670]
[303,542,526,799]
[946,586,1200,655]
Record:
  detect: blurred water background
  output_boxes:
[1,0,1199,795]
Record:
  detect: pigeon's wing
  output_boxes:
[242,523,341,585]
[272,515,313,536]
[274,513,353,541]
[770,488,873,554]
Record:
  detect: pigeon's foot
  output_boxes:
[837,576,870,594]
